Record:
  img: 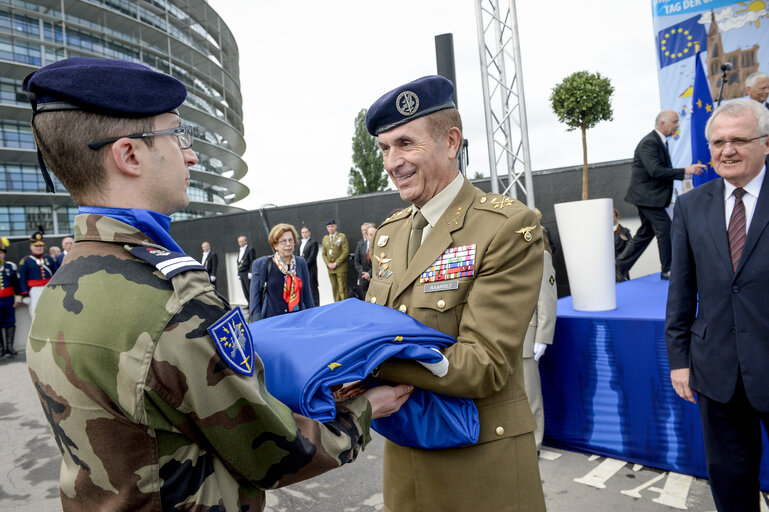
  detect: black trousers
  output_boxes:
[615,205,673,274]
[699,375,769,512]
[239,274,251,304]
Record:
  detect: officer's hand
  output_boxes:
[21,297,30,305]
[685,163,706,175]
[533,342,547,362]
[210,275,216,282]
[670,368,697,403]
[247,272,252,280]
[363,384,413,419]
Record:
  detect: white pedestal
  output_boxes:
[554,198,616,311]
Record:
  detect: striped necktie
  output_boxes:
[728,188,747,271]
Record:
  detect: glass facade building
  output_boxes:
[0,0,247,238]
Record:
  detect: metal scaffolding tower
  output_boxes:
[474,0,535,208]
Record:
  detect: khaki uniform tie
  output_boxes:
[408,211,428,264]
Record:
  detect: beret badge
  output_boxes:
[396,91,420,116]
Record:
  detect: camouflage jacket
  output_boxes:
[27,214,372,511]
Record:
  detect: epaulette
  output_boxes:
[380,205,413,227]
[128,246,205,278]
[473,193,528,217]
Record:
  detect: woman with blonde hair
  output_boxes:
[249,223,314,320]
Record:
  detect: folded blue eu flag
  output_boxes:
[248,299,479,449]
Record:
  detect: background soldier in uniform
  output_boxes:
[23,57,410,511]
[321,219,349,302]
[19,230,57,319]
[364,75,546,511]
[0,240,20,356]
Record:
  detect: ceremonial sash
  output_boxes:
[248,299,479,449]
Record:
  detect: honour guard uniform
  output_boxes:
[19,231,57,319]
[321,219,349,302]
[0,239,20,356]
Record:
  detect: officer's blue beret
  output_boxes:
[326,219,337,226]
[23,57,187,118]
[365,75,456,136]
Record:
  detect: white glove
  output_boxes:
[210,275,216,282]
[533,342,547,362]
[417,347,449,377]
[247,272,252,280]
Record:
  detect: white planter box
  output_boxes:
[554,198,616,311]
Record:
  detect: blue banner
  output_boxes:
[652,2,769,195]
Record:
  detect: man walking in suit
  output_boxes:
[353,224,374,298]
[299,226,319,307]
[364,75,546,511]
[321,220,348,302]
[666,99,769,511]
[745,71,769,110]
[616,110,705,281]
[201,241,218,287]
[236,235,255,304]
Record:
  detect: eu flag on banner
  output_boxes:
[691,51,718,187]
[657,15,707,68]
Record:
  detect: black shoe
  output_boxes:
[615,266,629,283]
[660,271,670,280]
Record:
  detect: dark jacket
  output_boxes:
[237,246,256,277]
[299,238,319,280]
[666,167,769,411]
[625,131,685,208]
[249,255,314,320]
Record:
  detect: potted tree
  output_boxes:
[549,71,616,311]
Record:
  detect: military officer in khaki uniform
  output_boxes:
[523,249,558,451]
[321,219,349,302]
[365,75,546,511]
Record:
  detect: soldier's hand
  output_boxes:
[363,384,413,419]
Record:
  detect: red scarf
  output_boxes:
[273,253,303,311]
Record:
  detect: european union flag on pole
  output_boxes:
[657,15,707,68]
[691,50,718,187]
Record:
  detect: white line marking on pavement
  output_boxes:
[574,457,627,489]
[632,464,644,471]
[621,472,666,498]
[588,454,600,461]
[651,472,692,509]
[539,449,561,461]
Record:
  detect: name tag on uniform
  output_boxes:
[424,281,459,293]
[420,244,476,284]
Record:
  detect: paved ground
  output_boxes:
[3,350,767,511]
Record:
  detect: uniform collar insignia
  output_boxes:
[208,307,255,376]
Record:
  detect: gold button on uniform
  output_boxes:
[370,297,377,304]
[495,426,505,436]
[399,304,408,313]
[437,299,446,309]
[480,197,487,204]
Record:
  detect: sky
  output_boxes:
[207,1,660,210]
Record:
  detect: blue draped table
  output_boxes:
[540,273,769,490]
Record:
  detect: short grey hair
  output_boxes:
[655,110,675,129]
[705,98,769,140]
[746,72,769,88]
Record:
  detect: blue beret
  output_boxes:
[365,75,456,136]
[23,57,186,118]
[326,219,337,225]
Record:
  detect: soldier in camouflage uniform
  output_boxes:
[23,57,411,511]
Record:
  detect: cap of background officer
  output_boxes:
[29,231,45,246]
[365,75,455,136]
[326,219,337,225]
[22,57,188,192]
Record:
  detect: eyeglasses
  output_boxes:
[277,239,295,245]
[88,125,194,150]
[708,134,767,150]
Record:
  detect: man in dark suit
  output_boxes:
[352,224,374,298]
[666,99,769,511]
[616,110,705,281]
[201,241,218,287]
[236,235,255,304]
[298,226,319,307]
